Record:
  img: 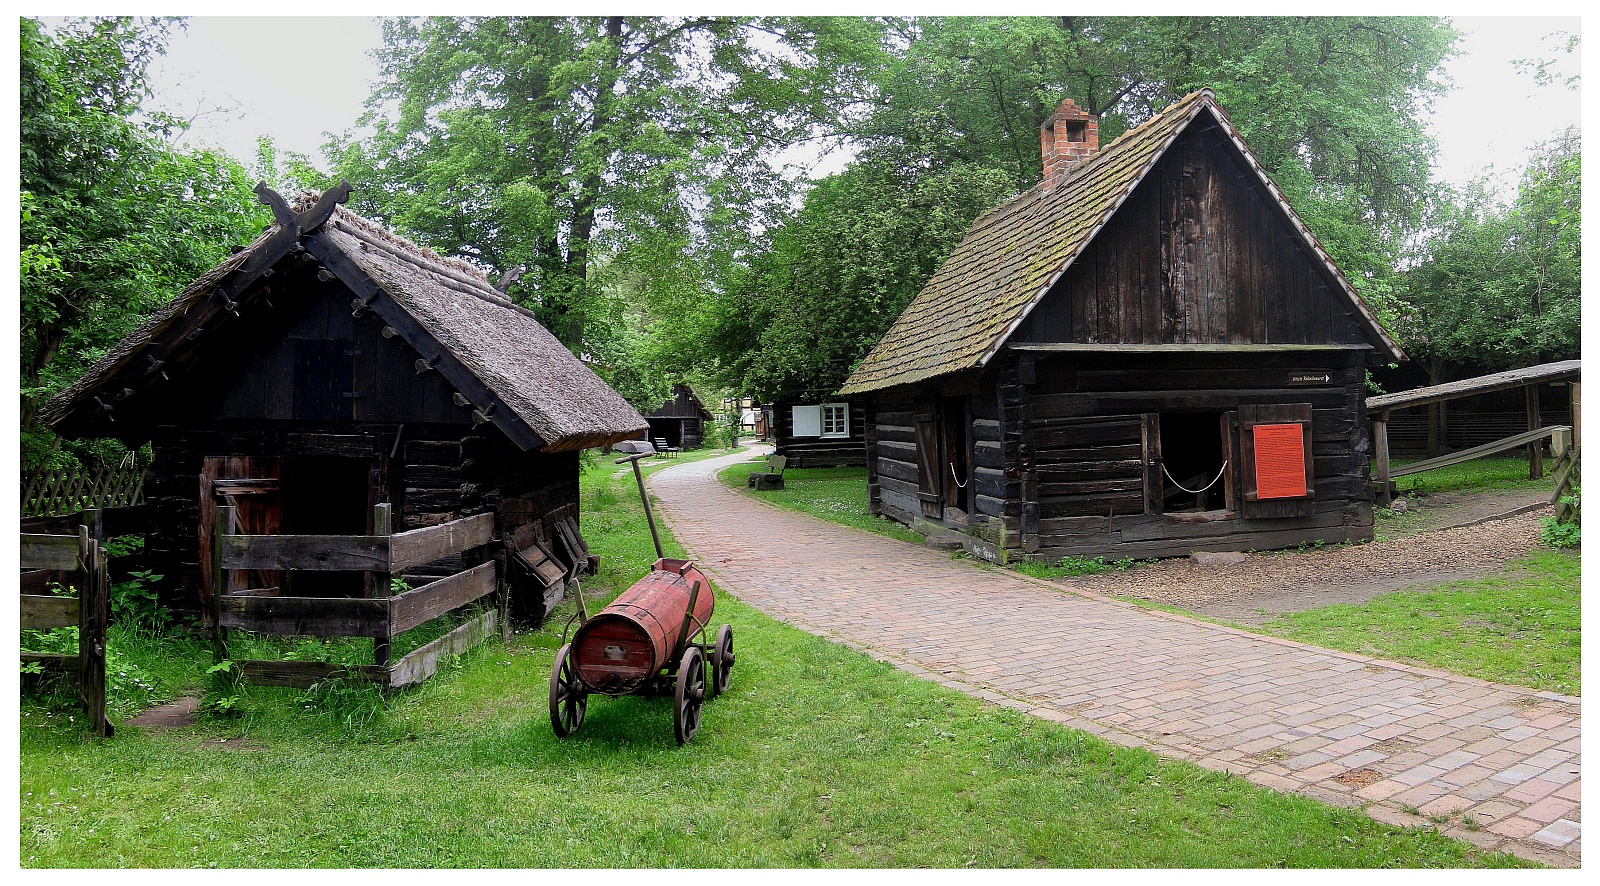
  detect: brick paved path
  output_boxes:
[650,448,1580,865]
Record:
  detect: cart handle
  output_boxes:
[616,452,665,560]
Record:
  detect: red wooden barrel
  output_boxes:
[572,558,713,695]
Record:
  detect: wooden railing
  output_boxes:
[21,461,146,518]
[20,524,113,737]
[212,506,501,690]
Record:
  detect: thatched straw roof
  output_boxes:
[40,187,646,452]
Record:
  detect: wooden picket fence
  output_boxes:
[21,460,147,518]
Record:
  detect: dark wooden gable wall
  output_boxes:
[168,275,473,427]
[1013,123,1371,348]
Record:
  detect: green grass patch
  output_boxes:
[1391,456,1554,495]
[1256,549,1580,695]
[719,460,926,545]
[18,459,1528,867]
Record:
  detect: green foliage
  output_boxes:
[19,16,271,472]
[1399,128,1581,371]
[690,16,1456,400]
[1014,555,1148,580]
[1540,482,1579,548]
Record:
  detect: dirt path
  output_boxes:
[1069,505,1555,624]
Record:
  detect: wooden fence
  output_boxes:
[20,523,113,737]
[211,505,501,690]
[22,460,147,518]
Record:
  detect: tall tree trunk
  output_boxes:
[562,15,626,349]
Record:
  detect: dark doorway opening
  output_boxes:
[647,417,683,449]
[282,456,371,596]
[940,396,970,515]
[1159,412,1227,512]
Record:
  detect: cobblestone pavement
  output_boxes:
[649,447,1580,866]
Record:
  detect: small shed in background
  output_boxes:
[645,383,714,450]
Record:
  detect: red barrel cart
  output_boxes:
[549,452,734,744]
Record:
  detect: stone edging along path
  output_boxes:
[646,447,1580,867]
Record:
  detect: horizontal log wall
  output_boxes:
[1028,350,1373,559]
[774,399,868,467]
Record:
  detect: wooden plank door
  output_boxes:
[199,456,282,607]
[913,397,943,518]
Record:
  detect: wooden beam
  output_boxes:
[1389,425,1571,478]
[21,594,80,630]
[1571,382,1581,448]
[19,534,81,571]
[389,512,495,572]
[219,594,390,637]
[389,562,498,635]
[237,659,389,689]
[1367,360,1581,412]
[1372,412,1391,507]
[219,534,390,572]
[1526,384,1544,479]
[80,540,112,737]
[388,609,497,689]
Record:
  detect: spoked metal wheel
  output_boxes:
[711,624,735,696]
[549,643,587,738]
[673,646,706,745]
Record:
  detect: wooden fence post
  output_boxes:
[1571,382,1581,448]
[1526,384,1544,479]
[1373,411,1392,507]
[212,505,236,663]
[373,503,393,669]
[78,527,112,737]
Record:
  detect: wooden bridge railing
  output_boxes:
[211,507,501,690]
[20,524,113,737]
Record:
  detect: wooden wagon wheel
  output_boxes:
[673,646,706,745]
[549,644,587,738]
[711,624,735,696]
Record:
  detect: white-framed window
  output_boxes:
[821,403,849,438]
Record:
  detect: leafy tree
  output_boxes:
[701,16,1457,400]
[1399,127,1581,375]
[327,16,847,354]
[19,17,269,471]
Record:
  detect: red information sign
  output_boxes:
[1252,423,1307,499]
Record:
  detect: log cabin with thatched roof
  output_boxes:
[839,90,1405,563]
[42,184,647,635]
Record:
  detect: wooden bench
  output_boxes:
[20,525,113,737]
[653,437,680,458]
[746,454,788,491]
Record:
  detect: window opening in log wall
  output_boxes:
[1158,411,1229,513]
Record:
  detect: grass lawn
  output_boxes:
[718,460,926,544]
[19,457,1527,867]
[1256,549,1581,696]
[1390,455,1554,496]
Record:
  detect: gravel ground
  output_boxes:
[1059,504,1556,624]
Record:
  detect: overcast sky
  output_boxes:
[145,15,1581,201]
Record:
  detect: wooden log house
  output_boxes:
[645,383,714,450]
[771,398,868,467]
[838,91,1407,562]
[40,184,648,628]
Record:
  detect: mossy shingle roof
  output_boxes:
[839,90,1402,395]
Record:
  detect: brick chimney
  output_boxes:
[1040,97,1098,187]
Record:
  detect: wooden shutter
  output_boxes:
[791,405,822,437]
[913,400,943,518]
[1238,404,1314,519]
